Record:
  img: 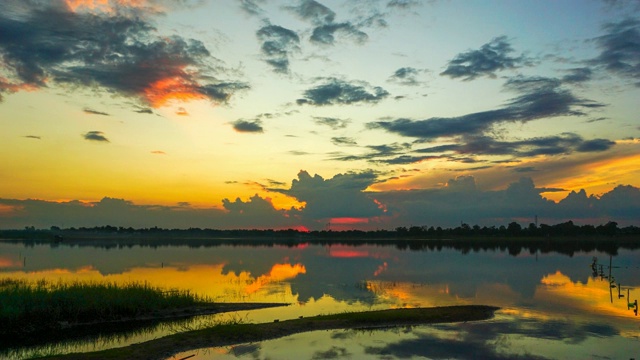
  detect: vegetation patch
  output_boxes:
[39,305,499,360]
[0,278,217,337]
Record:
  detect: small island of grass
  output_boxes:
[39,305,499,360]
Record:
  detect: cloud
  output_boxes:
[151,150,166,155]
[82,131,109,142]
[232,119,264,133]
[273,170,384,221]
[221,194,301,228]
[310,22,368,45]
[286,0,336,25]
[441,36,528,81]
[331,137,357,146]
[561,67,593,83]
[176,107,188,116]
[23,135,41,140]
[237,0,265,16]
[387,0,421,9]
[286,1,368,46]
[1,174,639,230]
[313,116,350,129]
[297,78,389,105]
[591,18,640,86]
[417,134,616,157]
[83,108,110,116]
[256,24,300,73]
[512,166,537,173]
[387,67,425,86]
[369,76,604,140]
[0,2,248,107]
[134,107,154,114]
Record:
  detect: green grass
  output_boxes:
[0,278,213,336]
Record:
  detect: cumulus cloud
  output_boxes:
[297,78,389,105]
[256,24,300,73]
[232,119,264,133]
[369,76,603,140]
[0,1,248,107]
[273,170,384,221]
[83,131,109,142]
[441,36,528,81]
[591,18,640,86]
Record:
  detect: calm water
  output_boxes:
[1,240,639,360]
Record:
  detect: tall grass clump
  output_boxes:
[0,278,213,336]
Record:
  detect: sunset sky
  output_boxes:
[1,0,639,230]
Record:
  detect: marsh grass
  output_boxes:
[0,278,213,336]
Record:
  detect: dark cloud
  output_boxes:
[441,36,528,81]
[83,108,110,116]
[83,131,109,142]
[331,137,357,146]
[512,166,537,173]
[387,0,421,9]
[0,2,248,107]
[151,150,166,155]
[561,67,593,83]
[256,25,300,73]
[134,108,154,114]
[310,22,368,45]
[232,119,264,133]
[313,116,350,129]
[369,76,603,140]
[388,67,425,86]
[331,143,413,163]
[286,1,371,46]
[576,138,616,152]
[287,0,336,25]
[591,18,640,86]
[297,78,389,106]
[273,170,383,220]
[237,0,265,16]
[222,194,302,228]
[23,135,41,140]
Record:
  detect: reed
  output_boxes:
[0,278,212,336]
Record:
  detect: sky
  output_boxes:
[1,0,639,230]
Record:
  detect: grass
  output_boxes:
[38,305,499,360]
[0,278,214,336]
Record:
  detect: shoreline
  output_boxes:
[38,305,499,360]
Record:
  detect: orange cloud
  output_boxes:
[245,263,306,294]
[65,0,150,13]
[143,75,207,108]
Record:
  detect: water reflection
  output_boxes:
[1,241,639,359]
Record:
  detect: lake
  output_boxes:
[1,239,638,359]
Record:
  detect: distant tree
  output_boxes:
[507,222,522,236]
